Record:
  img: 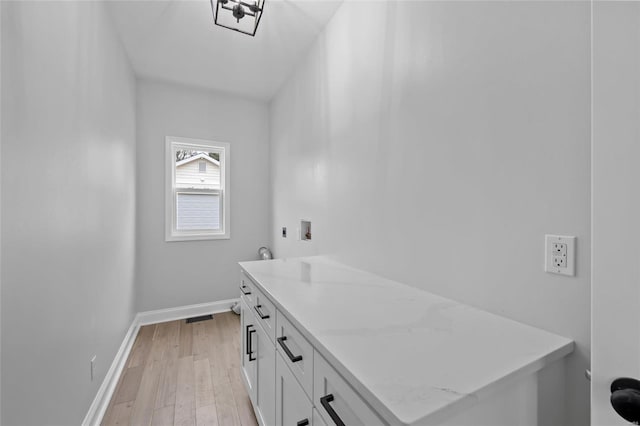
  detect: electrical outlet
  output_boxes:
[552,243,567,256]
[553,255,566,268]
[545,235,576,276]
[90,355,96,381]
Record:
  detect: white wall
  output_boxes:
[136,79,270,312]
[0,2,137,424]
[270,2,590,425]
[591,3,640,424]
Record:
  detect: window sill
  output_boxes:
[165,232,230,242]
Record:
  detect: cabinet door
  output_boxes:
[255,322,276,426]
[314,352,385,426]
[276,352,313,426]
[241,298,257,404]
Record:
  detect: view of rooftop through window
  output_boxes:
[174,148,223,232]
[176,149,220,162]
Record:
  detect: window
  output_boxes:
[165,136,230,241]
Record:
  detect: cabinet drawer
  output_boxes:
[276,310,314,399]
[276,352,313,426]
[313,352,385,426]
[252,283,277,344]
[239,271,254,305]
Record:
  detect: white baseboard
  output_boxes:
[82,298,239,426]
[81,320,140,426]
[136,298,239,326]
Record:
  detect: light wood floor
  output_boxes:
[102,312,258,426]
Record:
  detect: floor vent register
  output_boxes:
[185,314,214,323]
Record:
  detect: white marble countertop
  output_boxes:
[239,256,573,425]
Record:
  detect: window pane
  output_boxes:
[176,193,220,230]
[175,150,221,190]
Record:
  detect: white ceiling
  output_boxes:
[106,0,343,101]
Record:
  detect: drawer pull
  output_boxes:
[248,327,256,361]
[320,394,345,426]
[277,336,303,363]
[245,325,254,355]
[240,285,252,295]
[296,420,309,426]
[254,305,270,319]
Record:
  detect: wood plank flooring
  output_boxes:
[102,312,257,426]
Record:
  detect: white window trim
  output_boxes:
[165,136,230,242]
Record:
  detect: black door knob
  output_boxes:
[611,378,640,424]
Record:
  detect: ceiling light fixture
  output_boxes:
[211,0,265,37]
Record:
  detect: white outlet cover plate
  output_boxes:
[545,234,576,276]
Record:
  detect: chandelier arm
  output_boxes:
[238,1,262,12]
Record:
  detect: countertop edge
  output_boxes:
[404,339,574,425]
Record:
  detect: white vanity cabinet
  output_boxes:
[241,269,384,426]
[239,258,574,426]
[239,270,404,426]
